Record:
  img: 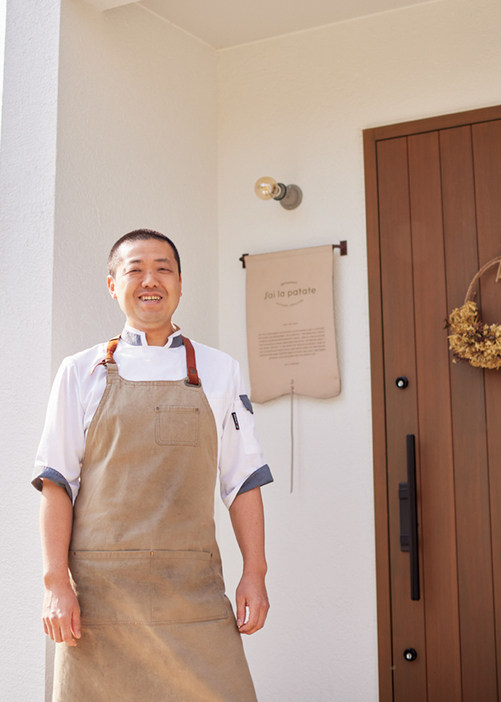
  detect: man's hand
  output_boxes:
[43,581,81,646]
[235,571,269,635]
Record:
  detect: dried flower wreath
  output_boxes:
[446,256,501,370]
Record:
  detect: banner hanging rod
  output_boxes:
[239,241,348,269]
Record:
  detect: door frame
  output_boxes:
[363,103,501,702]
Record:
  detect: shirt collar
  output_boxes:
[122,324,183,349]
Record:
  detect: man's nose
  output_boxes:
[141,271,159,286]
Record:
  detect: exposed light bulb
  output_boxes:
[254,176,303,209]
[254,176,286,201]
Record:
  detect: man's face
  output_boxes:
[107,239,182,335]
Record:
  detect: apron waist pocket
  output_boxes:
[69,549,227,626]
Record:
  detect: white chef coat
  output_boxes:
[32,325,272,508]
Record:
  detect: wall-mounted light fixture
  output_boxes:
[254,176,303,210]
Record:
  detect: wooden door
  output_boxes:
[364,105,501,702]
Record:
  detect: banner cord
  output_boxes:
[290,379,294,493]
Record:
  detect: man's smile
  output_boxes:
[138,294,162,301]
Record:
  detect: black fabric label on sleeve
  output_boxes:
[239,394,254,414]
[232,412,240,430]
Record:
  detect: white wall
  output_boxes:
[0,1,61,699]
[0,0,6,140]
[52,0,219,368]
[215,0,501,699]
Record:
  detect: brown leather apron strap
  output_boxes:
[182,336,200,386]
[91,335,199,383]
[90,336,120,375]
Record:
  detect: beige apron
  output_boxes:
[53,337,258,702]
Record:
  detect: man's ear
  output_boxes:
[107,275,117,299]
[179,274,183,297]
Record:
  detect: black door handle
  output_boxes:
[399,434,420,600]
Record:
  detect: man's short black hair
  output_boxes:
[108,229,181,278]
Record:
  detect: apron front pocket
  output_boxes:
[69,550,151,625]
[155,406,199,446]
[150,550,227,624]
[69,550,227,626]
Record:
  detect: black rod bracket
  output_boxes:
[239,241,348,268]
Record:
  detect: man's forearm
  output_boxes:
[229,487,267,575]
[229,487,269,634]
[40,480,81,646]
[40,480,73,586]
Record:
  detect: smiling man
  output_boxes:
[33,229,273,701]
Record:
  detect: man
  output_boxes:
[33,229,272,701]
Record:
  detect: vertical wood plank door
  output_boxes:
[364,105,501,702]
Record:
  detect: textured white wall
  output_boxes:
[0,1,61,700]
[215,1,501,700]
[52,0,218,368]
[0,0,6,138]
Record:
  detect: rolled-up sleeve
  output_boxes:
[32,357,85,503]
[218,364,273,508]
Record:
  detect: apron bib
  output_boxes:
[53,337,257,702]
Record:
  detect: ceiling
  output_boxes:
[137,0,439,49]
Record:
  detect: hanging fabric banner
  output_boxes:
[245,245,340,403]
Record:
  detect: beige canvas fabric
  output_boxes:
[245,245,340,403]
[53,342,257,702]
